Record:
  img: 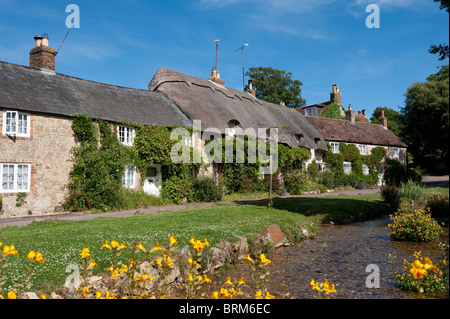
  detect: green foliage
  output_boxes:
[401,65,449,166]
[381,185,402,210]
[245,67,306,108]
[278,144,310,172]
[323,143,385,187]
[384,158,422,186]
[65,116,137,212]
[15,193,27,207]
[161,175,193,205]
[190,177,222,203]
[317,171,335,189]
[284,170,315,195]
[320,98,342,119]
[401,180,425,203]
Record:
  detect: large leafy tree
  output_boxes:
[245,67,306,108]
[401,65,449,165]
[369,107,403,136]
[429,0,449,60]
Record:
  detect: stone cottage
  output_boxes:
[0,35,192,217]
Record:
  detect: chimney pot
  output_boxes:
[248,79,253,90]
[346,107,355,124]
[379,111,388,128]
[362,109,366,117]
[280,101,285,106]
[30,34,56,71]
[211,68,217,78]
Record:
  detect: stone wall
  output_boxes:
[0,111,76,217]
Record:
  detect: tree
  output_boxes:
[320,98,342,119]
[245,67,306,108]
[369,107,403,136]
[401,65,449,166]
[429,0,449,60]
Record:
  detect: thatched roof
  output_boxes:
[148,68,327,150]
[305,116,408,148]
[0,61,192,127]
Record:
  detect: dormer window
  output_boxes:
[2,110,30,137]
[118,125,135,146]
[226,121,238,137]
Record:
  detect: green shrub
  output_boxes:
[381,185,402,210]
[191,177,222,203]
[401,179,424,203]
[161,175,193,204]
[388,205,441,242]
[284,170,312,195]
[426,194,449,218]
[317,171,334,189]
[119,189,167,209]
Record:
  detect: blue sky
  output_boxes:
[0,0,448,120]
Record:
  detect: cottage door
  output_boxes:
[143,165,162,197]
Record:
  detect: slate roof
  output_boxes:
[0,61,192,127]
[304,116,408,148]
[148,68,327,150]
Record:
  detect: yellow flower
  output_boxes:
[134,242,145,252]
[100,241,111,250]
[259,254,271,264]
[264,291,275,299]
[202,275,212,283]
[203,238,210,247]
[255,290,263,298]
[27,250,36,260]
[7,291,17,299]
[119,241,127,250]
[152,243,163,252]
[224,277,233,286]
[35,252,44,263]
[238,277,246,286]
[80,248,90,259]
[95,290,103,299]
[88,258,98,269]
[244,254,254,263]
[111,240,119,249]
[3,245,19,257]
[40,294,46,299]
[212,291,219,299]
[409,260,427,278]
[169,235,178,246]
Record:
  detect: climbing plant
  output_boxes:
[323,142,386,187]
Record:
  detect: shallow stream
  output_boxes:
[221,216,449,299]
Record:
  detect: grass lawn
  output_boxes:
[1,187,445,294]
[0,204,314,293]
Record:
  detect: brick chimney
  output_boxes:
[346,104,355,124]
[330,83,342,104]
[379,110,388,129]
[30,34,56,71]
[246,79,256,97]
[209,68,225,86]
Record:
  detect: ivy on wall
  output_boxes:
[323,142,386,187]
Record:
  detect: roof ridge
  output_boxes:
[0,60,150,93]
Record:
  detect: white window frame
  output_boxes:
[226,122,237,137]
[1,163,31,193]
[362,164,370,175]
[330,142,340,154]
[122,165,136,189]
[392,147,399,158]
[343,161,352,175]
[358,144,367,155]
[2,110,31,137]
[117,125,135,146]
[305,107,317,117]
